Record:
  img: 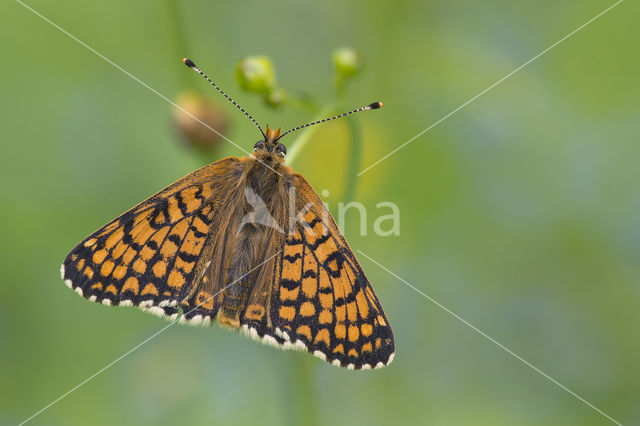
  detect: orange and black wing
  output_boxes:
[61,158,242,319]
[240,174,395,370]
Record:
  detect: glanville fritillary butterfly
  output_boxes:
[61,58,394,370]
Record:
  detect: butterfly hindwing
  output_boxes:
[240,174,395,369]
[61,158,242,319]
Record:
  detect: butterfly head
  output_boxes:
[253,124,287,159]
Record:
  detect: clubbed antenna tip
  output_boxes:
[182,57,266,139]
[276,101,384,142]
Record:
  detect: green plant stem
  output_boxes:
[283,353,318,426]
[167,0,195,90]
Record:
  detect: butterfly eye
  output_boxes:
[253,141,265,150]
[275,143,287,156]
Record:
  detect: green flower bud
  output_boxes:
[265,88,286,109]
[332,47,363,78]
[235,56,276,94]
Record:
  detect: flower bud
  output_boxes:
[265,88,286,109]
[332,47,363,78]
[172,90,228,150]
[235,56,276,94]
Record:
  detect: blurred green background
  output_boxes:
[2,0,639,425]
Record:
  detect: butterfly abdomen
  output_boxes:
[217,222,260,328]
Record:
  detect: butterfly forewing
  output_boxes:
[61,158,242,317]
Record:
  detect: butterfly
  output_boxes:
[61,58,394,370]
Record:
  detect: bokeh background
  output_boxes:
[2,0,639,425]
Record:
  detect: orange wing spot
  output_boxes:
[122,247,137,265]
[71,254,78,261]
[281,260,302,281]
[200,184,214,200]
[284,241,301,257]
[173,218,190,236]
[175,257,195,274]
[302,275,317,298]
[333,343,345,355]
[97,221,119,237]
[104,226,124,250]
[200,203,212,215]
[319,309,333,324]
[149,227,169,246]
[180,186,202,213]
[100,260,115,277]
[132,222,154,246]
[76,258,85,272]
[113,265,127,280]
[83,266,94,279]
[361,323,373,337]
[105,284,118,295]
[159,240,179,258]
[182,233,205,256]
[304,219,325,241]
[141,283,159,296]
[168,270,185,288]
[91,282,103,290]
[152,260,167,278]
[335,305,346,322]
[345,265,356,284]
[300,301,315,317]
[348,348,358,358]
[346,301,358,322]
[296,325,312,340]
[83,238,98,247]
[122,277,139,294]
[348,325,360,342]
[377,315,387,327]
[338,267,353,292]
[140,245,156,261]
[318,268,331,289]
[362,342,373,353]
[154,211,166,226]
[335,323,346,339]
[132,211,150,229]
[167,196,184,222]
[279,306,296,321]
[375,337,381,349]
[355,289,370,319]
[315,238,338,264]
[280,286,299,301]
[245,304,266,320]
[163,291,171,296]
[133,259,147,274]
[314,328,331,347]
[303,211,316,227]
[319,293,333,309]
[195,291,214,310]
[365,287,380,314]
[111,241,128,260]
[292,225,303,240]
[92,249,108,265]
[192,216,209,234]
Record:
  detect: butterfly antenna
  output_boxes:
[182,58,266,140]
[276,102,383,142]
